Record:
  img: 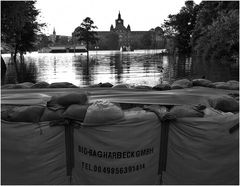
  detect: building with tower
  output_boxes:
[49,27,56,43]
[110,11,132,50]
[96,12,165,50]
[44,12,165,51]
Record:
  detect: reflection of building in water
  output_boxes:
[53,57,57,74]
[109,53,123,83]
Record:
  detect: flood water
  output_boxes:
[2,50,238,87]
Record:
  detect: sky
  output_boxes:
[36,0,202,36]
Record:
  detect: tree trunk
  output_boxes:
[1,56,7,85]
[19,52,25,82]
[13,45,20,83]
[86,42,89,76]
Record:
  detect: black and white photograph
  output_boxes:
[1,0,239,185]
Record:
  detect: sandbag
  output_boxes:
[163,114,239,184]
[31,81,49,88]
[1,105,19,120]
[192,79,214,88]
[112,84,131,89]
[72,109,161,184]
[208,95,239,112]
[169,105,204,118]
[63,104,89,121]
[84,100,124,125]
[213,82,229,89]
[7,106,45,122]
[1,84,29,89]
[48,92,88,107]
[89,84,101,88]
[203,107,234,117]
[48,82,78,88]
[152,84,171,91]
[226,80,239,90]
[171,79,192,89]
[99,82,113,87]
[40,107,65,121]
[1,121,68,184]
[134,85,152,90]
[18,82,34,88]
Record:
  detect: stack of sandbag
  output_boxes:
[1,92,90,123]
[213,80,239,90]
[44,92,89,122]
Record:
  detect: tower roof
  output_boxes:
[118,11,121,20]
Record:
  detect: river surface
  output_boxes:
[2,50,238,87]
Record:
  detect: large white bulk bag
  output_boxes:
[162,114,239,185]
[72,109,161,184]
[1,120,69,185]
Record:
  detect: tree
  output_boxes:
[192,1,239,62]
[1,1,44,82]
[162,1,199,55]
[36,34,53,49]
[73,17,99,72]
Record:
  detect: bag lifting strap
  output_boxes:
[50,119,75,182]
[143,107,173,184]
[64,120,74,182]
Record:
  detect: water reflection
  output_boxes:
[2,50,238,86]
[2,57,37,84]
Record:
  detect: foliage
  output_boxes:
[73,17,99,49]
[192,1,239,62]
[36,34,53,49]
[162,0,239,63]
[1,1,44,53]
[1,1,44,82]
[72,17,99,73]
[162,1,199,55]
